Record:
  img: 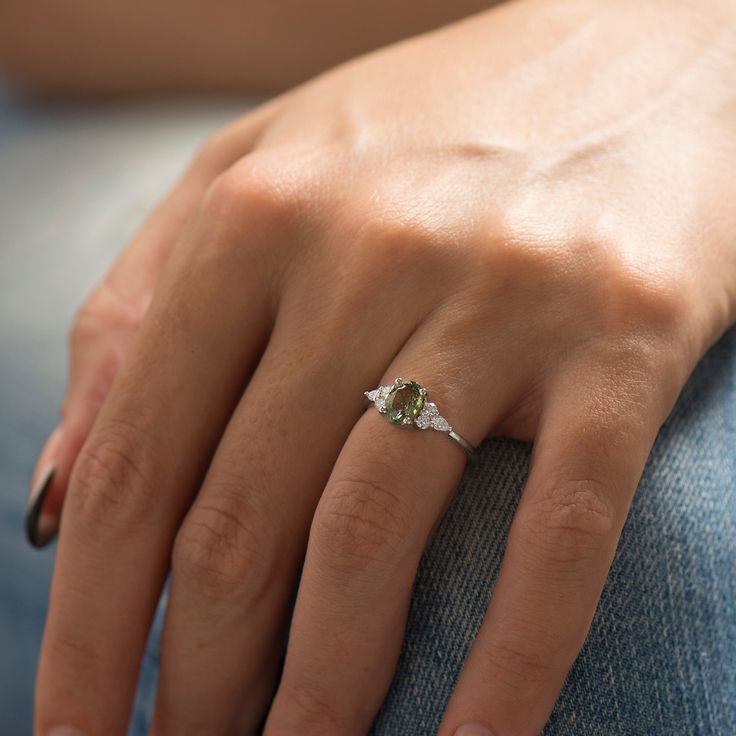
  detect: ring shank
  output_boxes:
[448,429,476,460]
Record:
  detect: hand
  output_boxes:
[33,0,736,733]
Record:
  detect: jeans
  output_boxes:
[124,325,736,736]
[1,91,734,736]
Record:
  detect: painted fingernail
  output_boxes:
[453,725,496,736]
[48,727,87,736]
[25,464,59,548]
[25,425,63,548]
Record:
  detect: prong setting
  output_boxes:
[365,380,453,433]
[364,378,472,458]
[363,378,476,457]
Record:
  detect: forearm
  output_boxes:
[0,0,500,97]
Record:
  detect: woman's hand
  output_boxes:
[32,0,736,733]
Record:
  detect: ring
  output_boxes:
[363,378,476,460]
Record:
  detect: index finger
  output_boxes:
[26,104,277,547]
[34,180,275,736]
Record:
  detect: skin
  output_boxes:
[30,0,736,733]
[0,0,500,96]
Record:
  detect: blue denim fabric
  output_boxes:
[1,92,734,735]
[124,324,736,736]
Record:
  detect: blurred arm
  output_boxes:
[0,0,501,96]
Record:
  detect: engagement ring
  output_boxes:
[364,378,476,460]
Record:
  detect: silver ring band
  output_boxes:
[447,429,476,458]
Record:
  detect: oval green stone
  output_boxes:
[384,380,424,426]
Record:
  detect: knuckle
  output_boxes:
[518,479,617,567]
[599,260,694,404]
[193,152,321,277]
[312,470,412,575]
[318,202,452,322]
[483,638,557,696]
[350,205,447,282]
[188,126,238,179]
[173,490,273,603]
[601,257,690,338]
[202,152,316,235]
[68,278,146,349]
[489,232,553,272]
[356,206,435,253]
[71,420,159,532]
[68,292,113,348]
[68,303,97,347]
[188,104,275,180]
[272,678,346,731]
[463,233,564,298]
[468,235,691,346]
[44,624,106,676]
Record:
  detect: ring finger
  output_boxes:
[263,313,530,735]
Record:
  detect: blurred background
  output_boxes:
[0,82,251,734]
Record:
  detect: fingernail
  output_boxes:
[25,425,63,548]
[48,727,87,736]
[453,725,496,736]
[25,464,59,548]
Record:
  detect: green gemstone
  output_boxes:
[384,380,425,426]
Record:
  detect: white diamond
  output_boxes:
[415,413,431,429]
[431,415,451,432]
[415,401,440,430]
[366,385,392,411]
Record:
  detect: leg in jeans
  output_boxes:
[131,325,736,736]
[371,325,736,735]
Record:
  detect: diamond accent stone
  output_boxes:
[415,413,431,429]
[364,385,392,412]
[430,415,451,432]
[415,401,450,431]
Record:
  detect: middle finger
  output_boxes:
[264,314,527,735]
[150,256,430,734]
